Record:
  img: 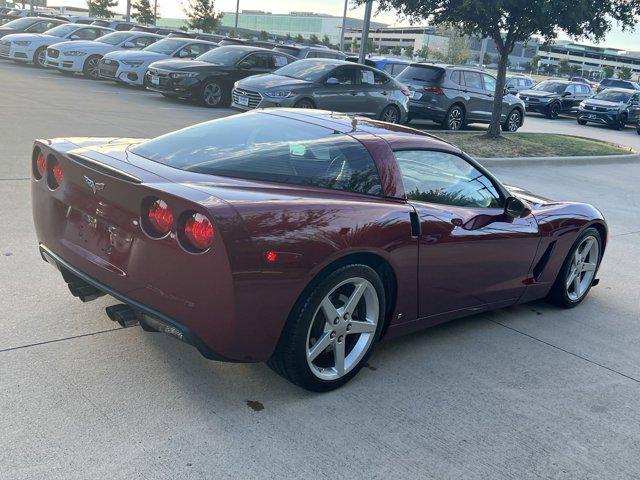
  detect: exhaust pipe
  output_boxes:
[67,281,105,302]
[105,304,139,327]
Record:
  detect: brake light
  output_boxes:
[48,156,63,189]
[183,213,214,251]
[147,199,173,235]
[424,86,444,95]
[401,86,410,96]
[52,162,63,185]
[35,152,46,179]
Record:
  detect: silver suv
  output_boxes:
[396,63,525,131]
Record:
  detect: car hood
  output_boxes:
[104,50,167,61]
[237,73,313,89]
[519,89,559,98]
[50,40,116,53]
[2,32,46,42]
[583,99,624,108]
[148,59,217,71]
[505,185,555,206]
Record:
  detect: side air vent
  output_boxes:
[67,153,142,184]
[533,241,556,280]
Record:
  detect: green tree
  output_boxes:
[322,34,332,47]
[259,30,269,41]
[619,66,632,80]
[404,46,414,58]
[351,37,358,52]
[482,52,491,65]
[527,54,540,72]
[309,33,320,44]
[184,0,223,33]
[87,0,117,18]
[445,30,471,64]
[602,65,614,79]
[131,0,155,25]
[558,58,571,76]
[295,34,304,44]
[363,0,640,138]
[390,45,402,56]
[416,45,430,59]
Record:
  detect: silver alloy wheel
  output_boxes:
[507,111,520,131]
[382,105,399,123]
[203,82,222,106]
[306,277,379,381]
[86,57,100,78]
[566,235,599,301]
[36,49,46,67]
[447,107,463,130]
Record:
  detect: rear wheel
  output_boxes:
[441,105,464,130]
[200,80,225,107]
[380,104,401,124]
[294,98,315,109]
[547,227,602,308]
[33,47,47,68]
[545,102,561,119]
[83,55,102,79]
[501,109,522,132]
[268,264,385,392]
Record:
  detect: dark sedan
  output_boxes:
[231,58,409,124]
[0,16,65,38]
[577,88,640,129]
[145,45,297,107]
[31,110,606,391]
[517,80,593,118]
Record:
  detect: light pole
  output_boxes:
[358,0,372,64]
[234,0,240,37]
[125,0,131,22]
[153,0,157,26]
[339,0,348,51]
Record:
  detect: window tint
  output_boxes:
[27,20,58,33]
[73,28,103,40]
[238,52,273,69]
[463,71,484,89]
[272,53,290,67]
[396,65,444,83]
[451,70,462,85]
[329,66,356,85]
[383,63,394,74]
[394,150,502,208]
[483,74,496,92]
[359,68,387,85]
[566,85,576,94]
[184,42,209,57]
[132,35,157,48]
[131,114,383,196]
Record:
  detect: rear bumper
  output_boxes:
[39,244,237,362]
[407,100,447,121]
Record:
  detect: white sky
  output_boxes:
[47,0,640,50]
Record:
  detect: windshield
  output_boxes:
[273,60,337,81]
[593,91,632,102]
[1,17,39,29]
[197,46,246,65]
[396,65,444,83]
[97,31,133,45]
[130,114,382,196]
[533,81,567,93]
[45,24,79,37]
[143,38,186,55]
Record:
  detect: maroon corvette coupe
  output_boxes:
[31,109,606,391]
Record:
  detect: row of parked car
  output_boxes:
[3,15,640,134]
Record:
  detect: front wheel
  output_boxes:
[83,55,102,79]
[380,104,401,124]
[616,113,627,130]
[441,105,464,130]
[501,109,522,132]
[33,47,47,68]
[200,80,226,107]
[545,102,561,119]
[268,264,386,392]
[577,119,588,125]
[547,227,602,308]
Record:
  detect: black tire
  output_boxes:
[380,104,401,124]
[82,55,102,79]
[441,104,465,130]
[200,79,226,107]
[294,98,315,109]
[547,227,602,309]
[577,119,588,125]
[545,102,561,119]
[616,113,628,130]
[268,264,386,392]
[33,47,47,68]
[501,109,522,132]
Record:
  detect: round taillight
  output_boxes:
[183,213,214,251]
[146,199,174,236]
[35,153,46,179]
[47,156,63,189]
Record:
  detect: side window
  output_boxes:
[238,52,272,69]
[329,66,356,85]
[74,28,103,40]
[451,70,462,85]
[383,63,394,74]
[185,43,209,57]
[565,85,576,95]
[392,64,407,76]
[132,36,156,48]
[272,54,290,67]
[28,21,55,33]
[394,150,502,208]
[359,68,378,85]
[305,51,317,58]
[463,71,484,89]
[482,74,496,92]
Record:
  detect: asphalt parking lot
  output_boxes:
[1,61,640,479]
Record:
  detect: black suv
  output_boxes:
[577,88,640,129]
[517,80,593,119]
[396,63,525,131]
[597,78,640,93]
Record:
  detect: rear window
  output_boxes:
[396,65,444,83]
[131,114,383,196]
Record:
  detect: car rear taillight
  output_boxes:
[145,199,174,237]
[47,156,63,189]
[401,86,410,96]
[182,213,214,252]
[424,86,444,95]
[33,149,46,180]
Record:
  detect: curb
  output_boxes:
[476,153,640,167]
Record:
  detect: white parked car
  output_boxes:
[98,37,217,86]
[0,23,112,67]
[45,31,162,79]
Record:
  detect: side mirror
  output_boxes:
[123,41,136,49]
[325,77,339,85]
[562,91,572,97]
[177,49,190,58]
[69,34,80,40]
[504,196,531,218]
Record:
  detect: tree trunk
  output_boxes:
[486,48,509,138]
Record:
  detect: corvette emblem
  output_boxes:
[84,175,105,195]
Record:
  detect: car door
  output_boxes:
[462,70,488,121]
[628,92,640,123]
[234,51,275,83]
[356,66,388,116]
[393,149,540,318]
[561,84,577,111]
[314,65,361,113]
[481,73,499,120]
